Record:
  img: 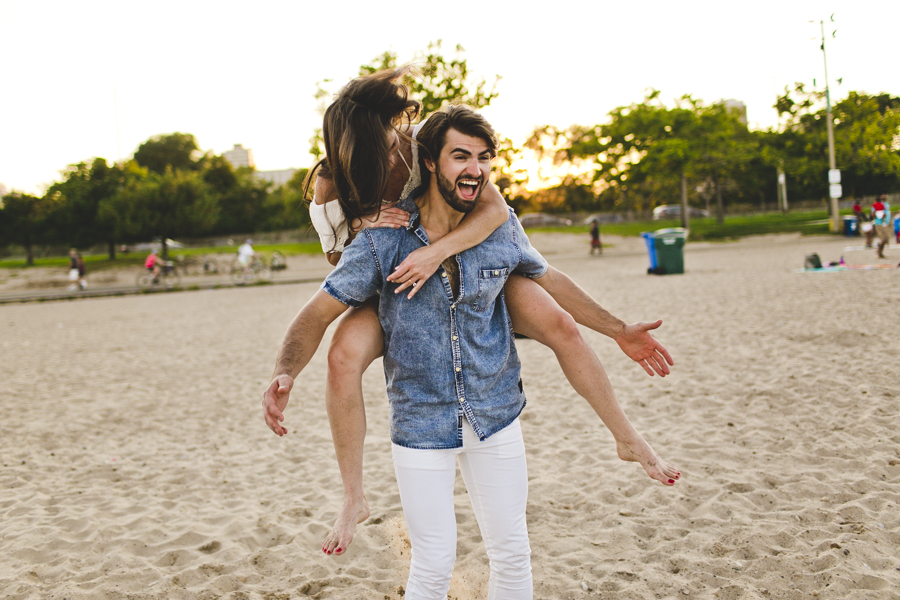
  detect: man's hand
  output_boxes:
[387,244,444,299]
[262,374,294,436]
[615,320,674,377]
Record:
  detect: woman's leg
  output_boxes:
[457,420,532,600]
[504,275,680,486]
[322,298,383,556]
[392,444,459,600]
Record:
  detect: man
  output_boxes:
[872,195,891,258]
[262,105,678,600]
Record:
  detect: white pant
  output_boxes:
[392,418,532,600]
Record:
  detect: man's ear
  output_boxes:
[424,158,436,173]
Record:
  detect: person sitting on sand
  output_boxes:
[263,104,680,600]
[302,67,676,560]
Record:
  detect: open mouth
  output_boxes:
[456,177,482,201]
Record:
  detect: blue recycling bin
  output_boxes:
[843,216,859,236]
[640,232,658,272]
[641,228,686,274]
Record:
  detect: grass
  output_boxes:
[525,209,837,241]
[0,241,323,271]
[0,210,846,269]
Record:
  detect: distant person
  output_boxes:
[238,239,257,273]
[589,218,602,255]
[75,252,87,290]
[68,249,80,290]
[872,195,891,259]
[859,203,875,248]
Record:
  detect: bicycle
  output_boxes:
[136,262,182,289]
[231,256,272,284]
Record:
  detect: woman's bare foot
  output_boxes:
[616,436,681,486]
[322,494,370,556]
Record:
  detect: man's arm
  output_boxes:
[387,181,508,298]
[531,266,674,377]
[262,290,350,436]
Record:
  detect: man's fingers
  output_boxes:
[658,345,674,366]
[639,360,655,377]
[648,356,669,377]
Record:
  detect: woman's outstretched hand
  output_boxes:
[387,244,445,299]
[350,206,410,234]
[615,320,674,377]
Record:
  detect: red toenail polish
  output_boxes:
[669,479,675,483]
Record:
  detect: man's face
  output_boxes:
[430,129,492,214]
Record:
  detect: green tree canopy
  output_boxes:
[134,132,202,175]
[0,192,60,265]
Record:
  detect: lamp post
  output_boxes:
[819,17,841,232]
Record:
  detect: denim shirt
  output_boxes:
[322,198,548,449]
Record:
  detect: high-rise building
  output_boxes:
[223,144,255,169]
[721,99,748,125]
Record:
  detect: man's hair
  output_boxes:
[416,104,498,189]
[303,66,421,250]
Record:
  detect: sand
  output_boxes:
[1,232,898,600]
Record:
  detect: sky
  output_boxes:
[1,0,898,196]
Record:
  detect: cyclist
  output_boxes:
[144,249,165,280]
[238,239,257,274]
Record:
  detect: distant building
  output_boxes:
[255,169,298,187]
[222,144,255,169]
[721,99,748,125]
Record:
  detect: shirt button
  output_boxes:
[455,367,461,372]
[494,270,499,275]
[458,397,465,403]
[452,335,458,341]
[441,272,448,278]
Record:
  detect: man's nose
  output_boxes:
[463,158,481,176]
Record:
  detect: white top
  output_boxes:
[310,122,424,254]
[238,243,254,259]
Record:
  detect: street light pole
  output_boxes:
[820,18,840,232]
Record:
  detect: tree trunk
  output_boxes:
[25,243,34,267]
[108,241,117,260]
[714,173,725,224]
[680,171,690,230]
[160,237,168,260]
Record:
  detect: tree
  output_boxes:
[202,156,273,235]
[134,132,202,175]
[773,85,900,200]
[46,158,128,259]
[526,91,764,222]
[0,192,59,265]
[261,168,311,232]
[103,167,219,258]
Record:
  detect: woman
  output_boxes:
[306,67,679,559]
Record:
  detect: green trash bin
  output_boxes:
[651,228,686,275]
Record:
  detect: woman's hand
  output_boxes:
[387,244,445,299]
[350,206,410,234]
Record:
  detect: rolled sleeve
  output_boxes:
[321,230,382,307]
[510,211,549,278]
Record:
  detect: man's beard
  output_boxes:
[435,166,483,214]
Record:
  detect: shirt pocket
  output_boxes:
[473,267,509,311]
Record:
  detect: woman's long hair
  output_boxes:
[304,67,421,246]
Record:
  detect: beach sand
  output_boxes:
[1,232,898,599]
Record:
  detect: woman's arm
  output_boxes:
[386,180,509,298]
[314,176,412,267]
